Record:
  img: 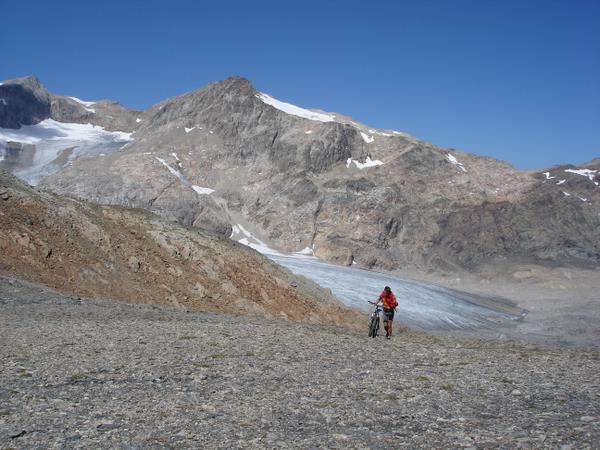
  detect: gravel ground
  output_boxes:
[1,277,600,449]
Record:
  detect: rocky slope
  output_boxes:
[0,170,361,327]
[1,277,599,448]
[2,75,599,273]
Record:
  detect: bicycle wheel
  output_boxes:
[368,315,377,337]
[372,317,380,338]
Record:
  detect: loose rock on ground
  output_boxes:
[1,277,599,449]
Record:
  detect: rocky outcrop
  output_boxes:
[0,76,51,128]
[0,170,362,327]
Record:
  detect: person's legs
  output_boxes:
[383,319,390,336]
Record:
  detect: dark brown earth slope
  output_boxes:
[0,170,362,328]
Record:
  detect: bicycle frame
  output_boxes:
[371,304,382,318]
[368,300,382,317]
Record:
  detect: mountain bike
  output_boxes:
[368,301,382,338]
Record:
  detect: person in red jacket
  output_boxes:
[377,286,398,339]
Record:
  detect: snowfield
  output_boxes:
[257,93,336,123]
[231,225,521,331]
[0,119,132,185]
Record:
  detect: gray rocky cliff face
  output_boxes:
[2,75,599,273]
[0,76,52,128]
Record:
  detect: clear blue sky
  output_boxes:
[1,0,598,169]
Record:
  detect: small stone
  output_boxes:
[9,430,27,439]
[128,256,141,272]
[580,416,595,422]
[511,390,521,395]
[97,422,121,431]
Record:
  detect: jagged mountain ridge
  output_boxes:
[1,75,599,272]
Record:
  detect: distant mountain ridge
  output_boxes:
[0,75,140,131]
[1,75,599,273]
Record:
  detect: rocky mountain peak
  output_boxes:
[214,75,256,94]
[17,74,45,89]
[0,75,51,128]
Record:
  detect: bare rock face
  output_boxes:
[0,76,51,128]
[1,75,599,273]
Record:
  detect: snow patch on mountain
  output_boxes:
[156,157,185,182]
[69,96,96,107]
[446,153,467,172]
[155,156,215,196]
[69,96,96,113]
[295,246,315,256]
[192,185,215,195]
[231,223,284,256]
[360,132,374,144]
[347,157,383,170]
[230,223,318,260]
[256,93,336,123]
[543,172,555,180]
[565,168,598,185]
